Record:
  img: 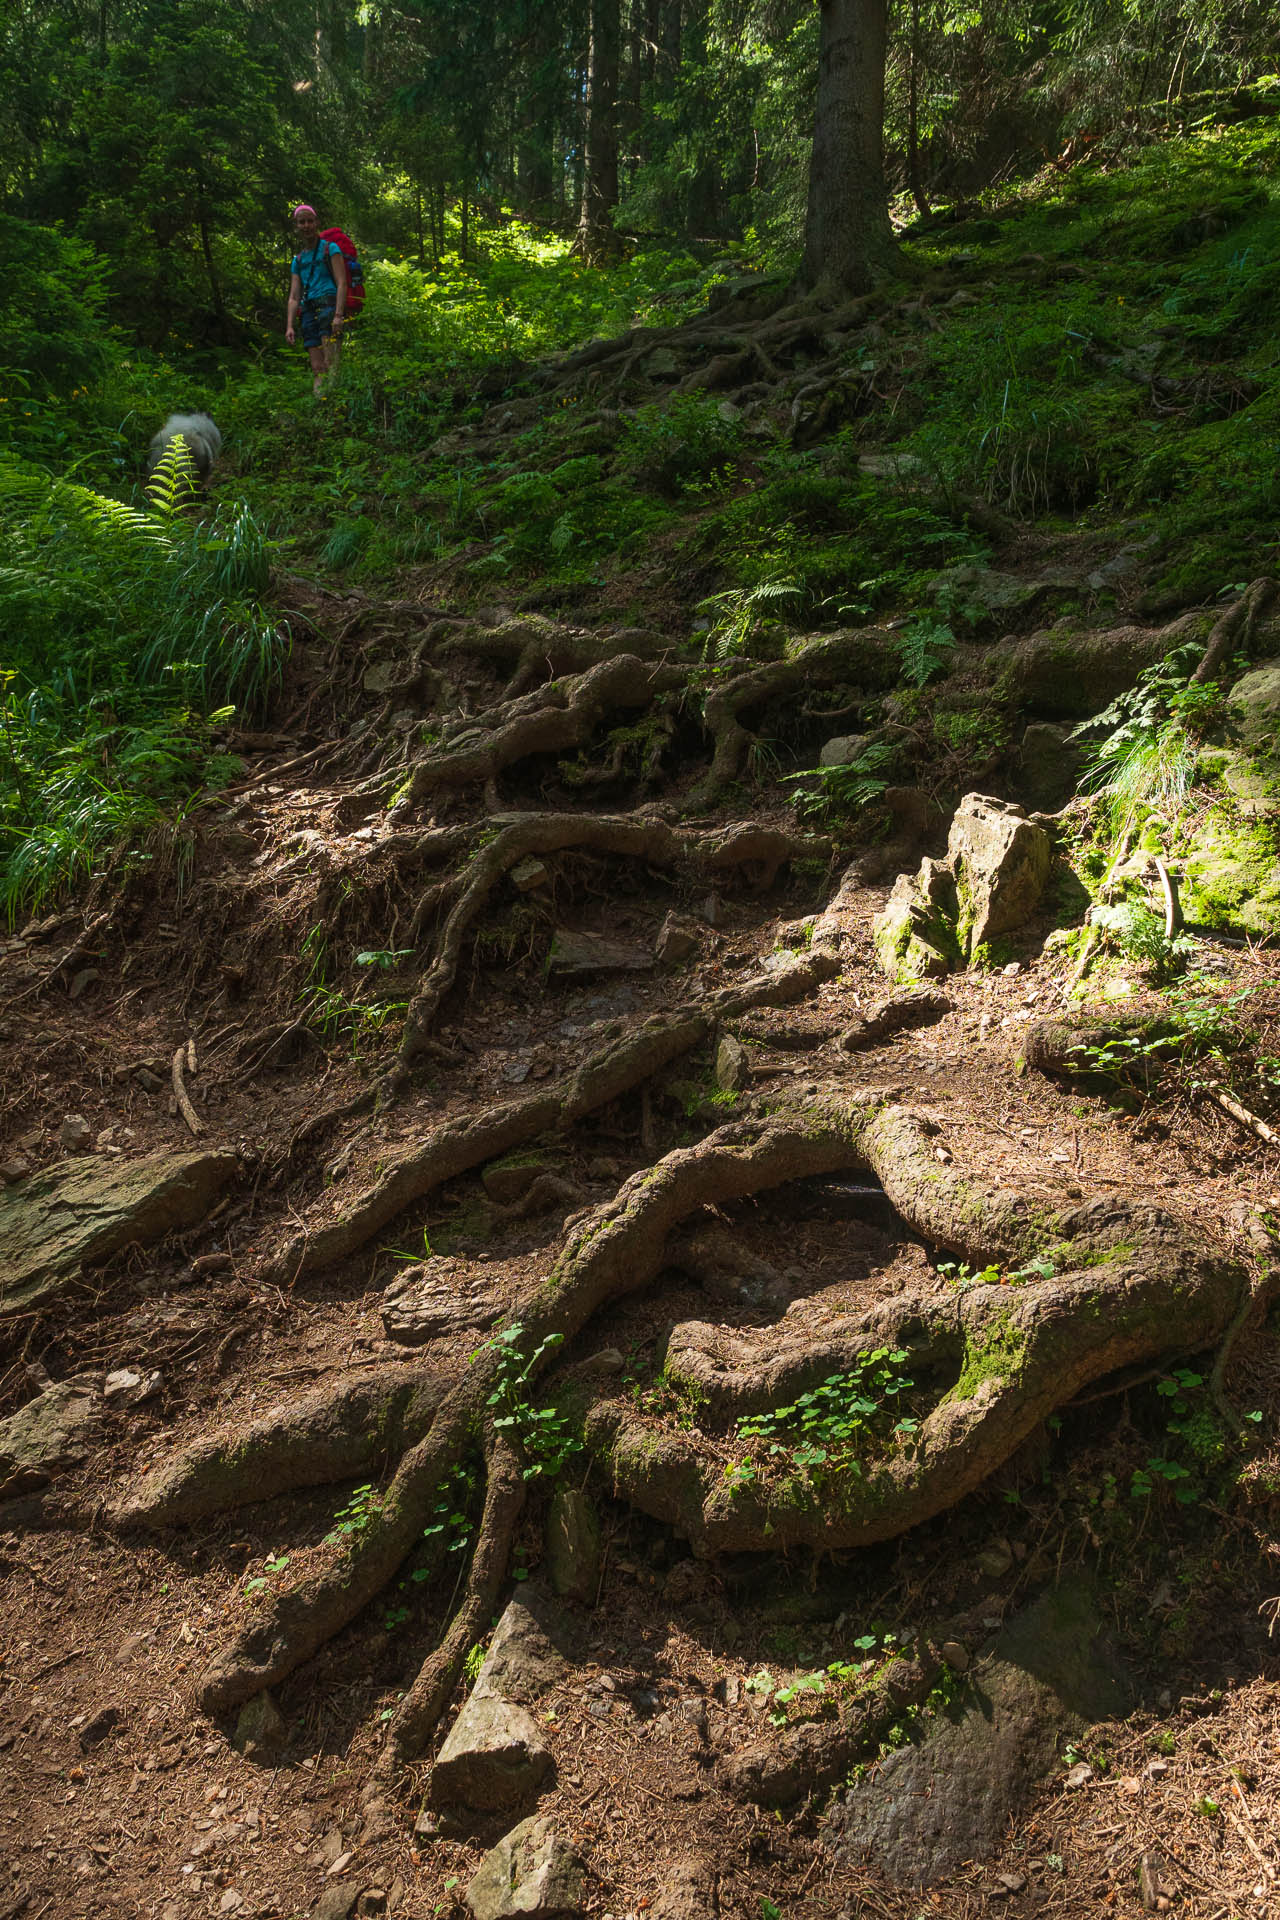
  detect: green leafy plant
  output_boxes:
[736,1347,917,1474]
[695,577,799,661]
[896,617,956,688]
[481,1323,582,1480]
[787,737,897,827]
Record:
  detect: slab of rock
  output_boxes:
[432,1694,553,1812]
[819,733,870,768]
[478,1588,574,1704]
[547,930,654,977]
[466,1816,586,1920]
[545,1488,600,1605]
[1225,659,1280,773]
[1018,722,1084,812]
[825,1579,1129,1886]
[380,1257,502,1346]
[714,1035,749,1093]
[872,795,1052,981]
[431,1589,574,1811]
[947,793,1053,953]
[0,1377,99,1497]
[0,1148,238,1320]
[655,913,699,965]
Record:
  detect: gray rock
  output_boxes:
[0,1377,99,1497]
[547,930,654,977]
[312,1886,360,1920]
[947,794,1052,954]
[482,1157,548,1205]
[232,1690,286,1762]
[362,661,400,695]
[381,1257,502,1346]
[478,1589,573,1704]
[655,913,699,965]
[432,1591,573,1810]
[1225,659,1280,773]
[0,1148,237,1320]
[545,1487,601,1605]
[872,795,1052,982]
[818,733,869,768]
[60,1113,92,1152]
[466,1816,586,1920]
[1018,722,1084,811]
[510,857,550,893]
[825,1578,1129,1886]
[644,347,680,378]
[431,1693,553,1812]
[714,1035,750,1093]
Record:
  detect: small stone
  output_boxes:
[654,913,698,965]
[697,892,728,928]
[1064,1760,1094,1789]
[465,1815,586,1920]
[68,967,101,1000]
[584,1348,624,1372]
[232,1690,286,1762]
[60,1114,92,1153]
[357,1893,388,1917]
[104,1368,144,1400]
[79,1704,123,1748]
[545,1486,601,1605]
[327,1852,354,1877]
[714,1035,749,1093]
[312,1887,360,1920]
[218,1893,244,1914]
[510,857,550,892]
[133,1067,164,1093]
[976,1541,1014,1578]
[818,733,869,768]
[0,1156,30,1184]
[940,1641,970,1673]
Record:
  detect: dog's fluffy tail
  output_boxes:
[147,412,222,481]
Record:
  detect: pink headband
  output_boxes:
[292,204,316,218]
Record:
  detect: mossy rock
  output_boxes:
[1180,810,1280,937]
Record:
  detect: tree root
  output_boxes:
[379,1437,526,1771]
[112,1366,446,1529]
[389,654,685,812]
[180,1092,1246,1771]
[1193,577,1276,685]
[398,811,828,1060]
[267,944,841,1282]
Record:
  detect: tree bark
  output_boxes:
[576,0,621,262]
[800,0,897,297]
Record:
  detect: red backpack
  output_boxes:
[319,227,366,315]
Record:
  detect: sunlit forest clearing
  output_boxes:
[4,4,1280,1916]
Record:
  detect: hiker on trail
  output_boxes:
[285,204,348,396]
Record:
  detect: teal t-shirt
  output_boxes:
[291,239,342,307]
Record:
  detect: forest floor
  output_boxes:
[2,566,1280,1920]
[6,131,1280,1920]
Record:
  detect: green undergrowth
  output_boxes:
[6,118,1280,907]
[0,444,283,918]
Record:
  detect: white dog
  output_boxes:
[147,412,222,482]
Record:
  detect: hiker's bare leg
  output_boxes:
[306,344,328,397]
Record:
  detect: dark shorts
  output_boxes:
[300,301,336,349]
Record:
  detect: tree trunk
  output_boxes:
[800,0,897,297]
[576,0,621,262]
[907,0,931,219]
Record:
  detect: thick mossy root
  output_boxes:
[268,942,841,1283]
[185,1095,1248,1771]
[110,1366,445,1530]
